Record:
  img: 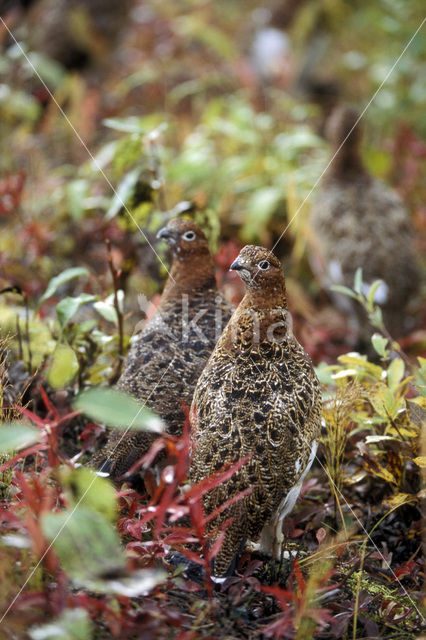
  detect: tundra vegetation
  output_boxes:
[0,0,424,637]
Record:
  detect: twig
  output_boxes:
[379,323,412,369]
[24,293,32,372]
[147,134,167,212]
[16,315,23,361]
[106,239,124,384]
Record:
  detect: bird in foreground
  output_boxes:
[91,218,233,484]
[310,104,419,339]
[189,245,321,578]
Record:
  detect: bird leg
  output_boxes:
[275,517,287,582]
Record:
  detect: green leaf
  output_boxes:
[354,267,363,295]
[243,187,282,240]
[371,306,384,328]
[41,506,165,594]
[26,52,65,88]
[60,467,118,522]
[387,358,405,391]
[367,280,385,309]
[56,294,96,329]
[247,186,281,219]
[105,167,142,221]
[0,422,40,453]
[0,88,41,122]
[66,179,88,222]
[0,423,40,453]
[102,117,145,133]
[73,387,164,432]
[330,284,359,299]
[29,608,91,640]
[41,506,125,583]
[47,344,79,389]
[365,435,398,444]
[93,291,123,324]
[39,267,89,304]
[314,362,335,386]
[1,534,32,549]
[89,140,118,172]
[371,333,389,357]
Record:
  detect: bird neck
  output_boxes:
[326,140,369,182]
[240,283,287,313]
[220,283,288,352]
[161,252,216,302]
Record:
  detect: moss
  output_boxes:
[347,571,418,620]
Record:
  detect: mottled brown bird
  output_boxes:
[24,0,130,71]
[189,246,321,577]
[92,218,233,483]
[310,105,419,338]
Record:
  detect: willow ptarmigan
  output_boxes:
[310,104,419,338]
[189,245,321,577]
[24,0,130,71]
[92,218,233,483]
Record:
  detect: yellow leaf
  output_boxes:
[363,459,397,484]
[47,344,79,389]
[413,456,426,468]
[338,354,382,379]
[398,426,420,438]
[370,384,405,420]
[331,369,359,379]
[383,493,415,509]
[343,471,368,485]
[387,358,404,391]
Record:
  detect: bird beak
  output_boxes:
[157,227,176,244]
[229,258,244,272]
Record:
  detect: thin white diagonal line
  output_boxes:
[247,16,426,288]
[0,353,177,624]
[270,15,426,254]
[0,17,175,284]
[246,349,424,623]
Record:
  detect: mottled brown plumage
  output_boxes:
[310,105,419,338]
[92,218,233,483]
[25,0,130,70]
[189,246,321,577]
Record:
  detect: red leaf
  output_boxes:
[14,405,46,428]
[204,486,252,525]
[261,584,297,609]
[39,384,59,420]
[316,527,327,545]
[293,558,306,593]
[185,455,251,503]
[144,469,158,498]
[188,498,205,539]
[129,437,166,472]
[393,559,419,580]
[162,532,199,546]
[174,548,205,566]
[206,529,226,561]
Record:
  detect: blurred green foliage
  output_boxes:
[0,0,424,631]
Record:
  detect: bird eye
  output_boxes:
[258,260,270,270]
[182,230,196,241]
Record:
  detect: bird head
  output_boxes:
[230,245,283,291]
[157,218,210,259]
